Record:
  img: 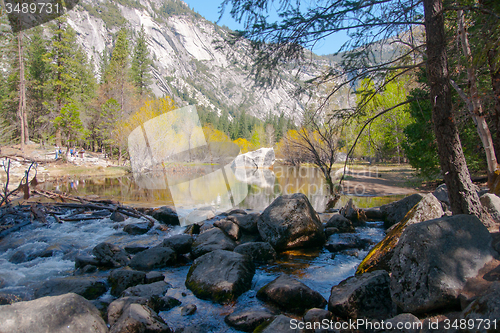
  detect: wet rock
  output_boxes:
[461,283,500,333]
[379,193,424,228]
[325,234,373,253]
[224,308,276,332]
[108,268,146,297]
[324,227,338,237]
[228,208,247,215]
[8,250,28,263]
[234,242,277,263]
[256,314,301,333]
[326,214,355,233]
[145,271,165,284]
[181,304,197,316]
[151,206,179,225]
[199,223,216,234]
[0,293,107,333]
[379,313,422,333]
[108,296,150,325]
[110,211,127,222]
[390,214,494,314]
[149,295,181,312]
[34,276,107,300]
[340,199,366,225]
[185,250,255,303]
[125,245,149,254]
[184,223,201,235]
[0,293,23,305]
[257,274,327,314]
[74,255,100,269]
[328,270,394,320]
[92,242,130,268]
[214,219,241,240]
[303,308,333,324]
[356,193,444,275]
[123,221,154,235]
[190,227,237,259]
[257,193,325,252]
[230,213,260,234]
[129,246,177,271]
[109,303,172,333]
[160,234,193,254]
[122,281,170,298]
[480,193,500,226]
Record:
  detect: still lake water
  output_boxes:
[42,164,407,213]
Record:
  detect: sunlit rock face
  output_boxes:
[231,148,275,169]
[66,0,351,122]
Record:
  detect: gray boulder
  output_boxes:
[108,296,151,326]
[109,303,171,333]
[0,293,107,333]
[34,276,107,300]
[257,274,327,314]
[123,221,153,235]
[328,270,394,319]
[190,227,237,258]
[122,281,170,298]
[379,193,425,228]
[92,242,130,268]
[214,219,241,240]
[356,193,443,274]
[129,246,177,271]
[303,307,334,323]
[379,314,422,333]
[433,184,450,206]
[225,308,276,332]
[257,193,325,252]
[480,193,500,226]
[234,242,277,263]
[160,234,193,254]
[326,214,355,233]
[257,314,301,333]
[185,250,255,303]
[340,199,366,225]
[108,268,146,297]
[390,214,494,314]
[231,148,275,169]
[150,206,179,225]
[461,283,500,333]
[230,213,260,234]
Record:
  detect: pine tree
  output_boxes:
[131,25,152,96]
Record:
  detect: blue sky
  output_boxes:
[182,0,349,56]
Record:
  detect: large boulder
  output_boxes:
[225,308,276,332]
[122,281,170,298]
[390,214,494,314]
[326,214,355,233]
[231,148,275,169]
[0,293,107,333]
[214,219,241,241]
[34,276,107,300]
[123,221,153,235]
[190,227,237,258]
[234,242,277,263]
[185,250,255,303]
[378,193,425,228]
[461,283,500,333]
[160,234,193,254]
[256,314,301,333]
[150,206,179,225]
[229,213,260,234]
[257,274,327,314]
[356,193,444,274]
[92,242,130,268]
[340,199,367,225]
[328,270,394,319]
[109,303,171,333]
[129,246,177,271]
[108,268,146,297]
[257,193,325,252]
[108,296,150,326]
[480,193,500,226]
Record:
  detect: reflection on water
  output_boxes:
[42,165,408,212]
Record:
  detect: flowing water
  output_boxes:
[0,165,407,331]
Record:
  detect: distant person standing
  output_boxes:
[55,146,59,159]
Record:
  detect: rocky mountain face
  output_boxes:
[66,0,342,121]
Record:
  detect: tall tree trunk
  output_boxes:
[457,10,499,189]
[423,0,489,221]
[17,32,26,152]
[489,48,500,160]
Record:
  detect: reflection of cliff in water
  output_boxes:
[233,168,275,188]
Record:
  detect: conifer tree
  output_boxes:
[131,25,152,96]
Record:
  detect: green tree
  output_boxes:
[131,25,153,96]
[54,102,85,152]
